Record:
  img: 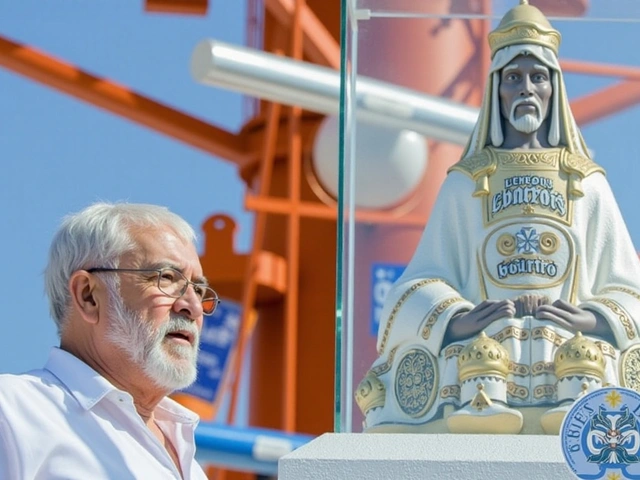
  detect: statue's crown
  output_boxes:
[488,0,561,58]
[457,332,510,382]
[554,332,606,380]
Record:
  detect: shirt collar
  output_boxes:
[44,347,117,411]
[44,347,200,425]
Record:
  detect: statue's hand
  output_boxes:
[535,299,612,338]
[445,299,516,343]
[513,294,550,317]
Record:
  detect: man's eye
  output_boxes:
[193,286,205,299]
[160,271,176,282]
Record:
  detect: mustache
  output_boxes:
[159,315,200,343]
[510,96,542,118]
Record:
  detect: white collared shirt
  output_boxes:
[0,348,208,479]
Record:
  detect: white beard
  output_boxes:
[105,288,200,391]
[510,112,543,134]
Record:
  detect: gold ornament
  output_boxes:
[488,0,561,58]
[496,233,516,256]
[554,332,606,380]
[355,371,386,415]
[457,332,510,382]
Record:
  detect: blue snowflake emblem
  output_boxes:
[515,227,539,254]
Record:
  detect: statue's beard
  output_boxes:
[509,97,544,134]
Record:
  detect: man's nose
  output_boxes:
[519,76,533,96]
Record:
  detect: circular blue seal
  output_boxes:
[561,387,640,480]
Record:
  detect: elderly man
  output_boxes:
[0,202,219,478]
[356,0,640,435]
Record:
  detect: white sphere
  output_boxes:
[312,116,428,209]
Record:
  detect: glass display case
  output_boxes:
[336,0,640,433]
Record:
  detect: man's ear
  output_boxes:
[69,270,101,325]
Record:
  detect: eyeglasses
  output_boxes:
[86,267,220,316]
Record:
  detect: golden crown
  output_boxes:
[457,332,510,382]
[554,332,606,380]
[355,371,386,415]
[488,0,561,58]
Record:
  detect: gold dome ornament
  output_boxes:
[457,331,510,382]
[488,0,561,58]
[447,332,522,434]
[355,371,386,416]
[554,331,606,381]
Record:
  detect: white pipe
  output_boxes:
[190,39,479,146]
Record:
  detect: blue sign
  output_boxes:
[180,299,241,403]
[371,263,406,337]
[561,387,640,479]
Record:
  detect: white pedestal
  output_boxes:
[278,433,575,479]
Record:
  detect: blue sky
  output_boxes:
[0,1,253,373]
[2,1,640,377]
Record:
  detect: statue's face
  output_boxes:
[499,54,552,134]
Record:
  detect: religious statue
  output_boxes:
[356,0,640,435]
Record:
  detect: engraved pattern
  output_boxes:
[492,326,529,343]
[595,341,616,358]
[538,232,560,254]
[440,385,461,400]
[531,361,555,375]
[508,361,530,376]
[371,347,398,376]
[395,349,438,418]
[533,384,556,399]
[592,298,636,340]
[379,278,453,354]
[449,151,493,178]
[444,344,464,360]
[507,382,529,399]
[532,326,568,346]
[620,346,640,392]
[497,233,516,256]
[488,26,560,56]
[600,286,640,303]
[421,297,465,340]
[563,152,604,177]
[496,150,559,167]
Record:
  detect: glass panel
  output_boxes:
[338,0,640,433]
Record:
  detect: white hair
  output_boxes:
[44,202,197,335]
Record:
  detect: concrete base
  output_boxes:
[278,433,575,479]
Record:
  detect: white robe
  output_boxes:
[367,158,640,429]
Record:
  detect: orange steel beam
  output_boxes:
[0,35,247,165]
[144,0,208,15]
[264,0,340,69]
[227,101,283,426]
[571,80,640,126]
[244,194,430,227]
[561,59,640,81]
[282,0,303,433]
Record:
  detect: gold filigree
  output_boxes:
[600,286,640,303]
[533,384,556,399]
[379,278,453,354]
[458,332,511,382]
[563,152,605,178]
[371,346,398,376]
[531,361,555,376]
[596,341,616,358]
[508,361,530,376]
[394,349,438,418]
[555,332,606,380]
[440,385,460,400]
[492,326,529,343]
[620,345,640,393]
[495,149,559,168]
[538,232,560,254]
[522,205,535,215]
[444,344,464,360]
[421,296,465,340]
[448,149,495,180]
[592,298,636,340]
[496,233,516,256]
[355,371,386,415]
[532,326,568,346]
[507,382,529,400]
